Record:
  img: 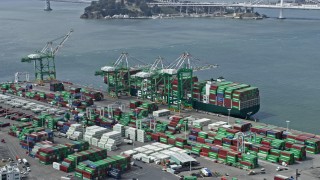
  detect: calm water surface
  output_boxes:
[1,0,320,133]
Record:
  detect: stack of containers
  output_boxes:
[105,139,118,151]
[226,151,239,165]
[84,126,109,145]
[60,124,70,134]
[36,144,68,165]
[266,153,279,163]
[192,81,205,100]
[208,146,220,159]
[305,138,320,154]
[129,100,141,109]
[137,129,147,143]
[217,148,228,163]
[21,130,54,149]
[46,116,57,130]
[159,133,168,144]
[271,139,285,150]
[113,124,125,137]
[279,151,295,165]
[29,140,54,158]
[140,102,158,113]
[98,131,122,149]
[266,129,283,139]
[167,116,183,134]
[155,122,168,133]
[192,118,212,128]
[175,138,187,148]
[240,154,258,169]
[233,120,252,132]
[75,155,130,180]
[60,148,107,173]
[125,127,137,141]
[66,124,84,140]
[232,87,259,110]
[258,146,270,160]
[216,83,238,107]
[50,82,64,92]
[290,144,306,161]
[64,141,90,154]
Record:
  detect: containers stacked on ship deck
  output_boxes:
[192,78,260,118]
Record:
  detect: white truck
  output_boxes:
[123,138,133,145]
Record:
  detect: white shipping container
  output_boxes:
[53,162,61,170]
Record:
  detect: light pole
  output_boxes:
[184,120,187,139]
[227,109,231,125]
[246,112,252,120]
[286,120,290,132]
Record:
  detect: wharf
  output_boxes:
[1,82,320,179]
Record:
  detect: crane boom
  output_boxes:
[52,29,73,55]
[21,29,73,81]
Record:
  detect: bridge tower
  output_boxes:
[278,0,285,19]
[45,0,52,11]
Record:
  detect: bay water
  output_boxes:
[1,0,320,133]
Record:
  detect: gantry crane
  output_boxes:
[21,29,73,81]
[129,56,165,101]
[95,52,150,98]
[165,52,218,110]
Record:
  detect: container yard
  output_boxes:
[1,78,320,180]
[0,51,318,180]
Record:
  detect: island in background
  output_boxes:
[80,0,266,19]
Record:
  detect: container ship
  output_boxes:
[95,52,260,118]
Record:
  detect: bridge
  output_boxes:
[147,1,320,18]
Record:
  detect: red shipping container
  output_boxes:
[230,145,238,151]
[59,165,69,173]
[274,175,290,180]
[226,129,239,134]
[184,145,192,150]
[201,147,212,153]
[285,142,293,149]
[259,146,271,153]
[218,154,226,159]
[240,161,253,167]
[214,139,222,146]
[176,138,186,143]
[218,149,228,156]
[168,138,176,145]
[232,101,239,106]
[209,94,216,99]
[291,144,306,150]
[280,151,292,156]
[151,134,160,142]
[224,98,231,108]
[295,136,310,142]
[261,141,271,146]
[197,137,205,143]
[200,152,208,157]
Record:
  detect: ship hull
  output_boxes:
[192,100,260,119]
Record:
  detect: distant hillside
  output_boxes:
[80,0,168,18]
